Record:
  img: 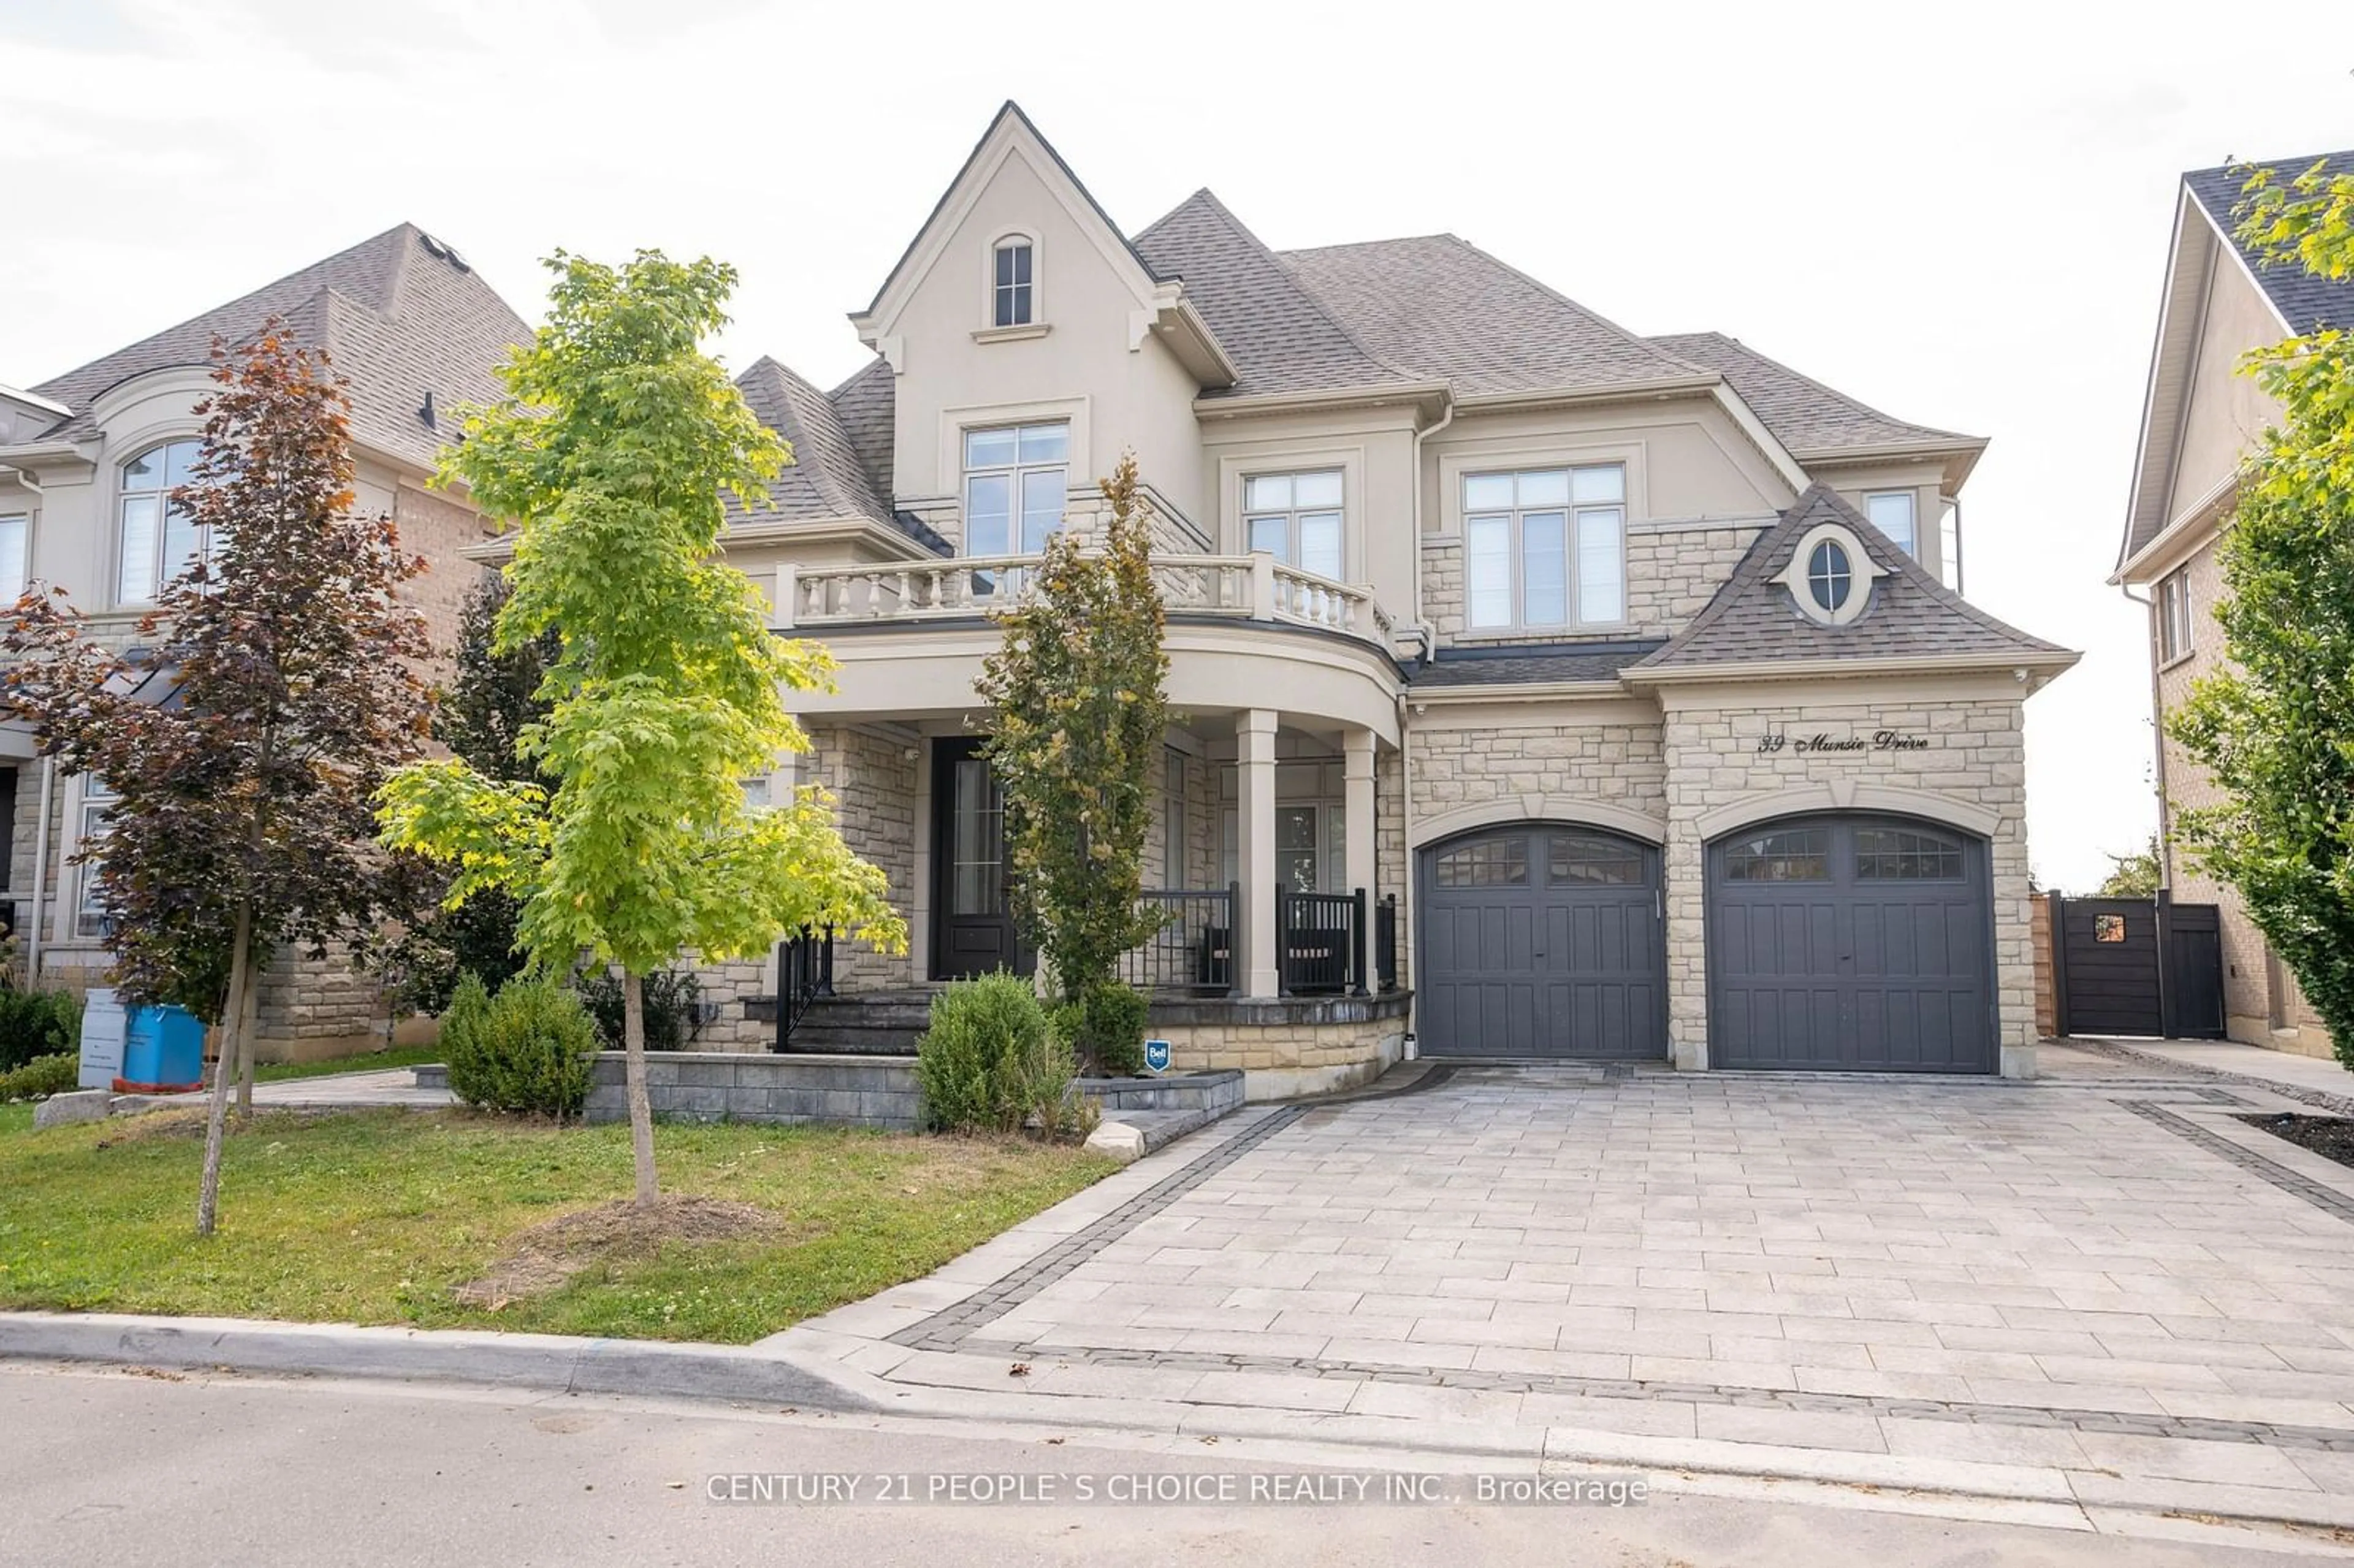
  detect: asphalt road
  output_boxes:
[0,1361,2336,1567]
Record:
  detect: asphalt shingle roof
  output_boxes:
[734,357,891,525]
[2184,154,2354,335]
[1409,641,1665,688]
[827,357,896,504]
[28,223,528,473]
[1132,191,1419,399]
[1647,332,1976,455]
[1271,233,1705,397]
[1635,485,2067,671]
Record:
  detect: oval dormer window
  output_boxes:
[1806,539,1852,614]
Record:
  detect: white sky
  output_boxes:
[4,0,2350,892]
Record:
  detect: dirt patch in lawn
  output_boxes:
[2241,1113,2354,1168]
[452,1194,791,1312]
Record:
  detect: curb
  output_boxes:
[0,1311,875,1412]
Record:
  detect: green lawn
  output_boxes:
[0,1108,1111,1342]
[252,1045,443,1084]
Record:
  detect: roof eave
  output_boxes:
[1192,379,1452,419]
[1623,648,2080,687]
[1408,679,1631,704]
[2110,473,2236,586]
[1451,373,1723,413]
[1794,435,1990,491]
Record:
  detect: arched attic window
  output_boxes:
[992,237,1034,327]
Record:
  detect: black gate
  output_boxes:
[2050,892,2224,1040]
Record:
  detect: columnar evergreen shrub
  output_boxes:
[1074,981,1149,1078]
[915,972,1097,1135]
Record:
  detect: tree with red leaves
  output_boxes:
[2,322,433,1234]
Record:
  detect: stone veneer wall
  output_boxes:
[1149,993,1410,1100]
[1659,691,2037,1070]
[1407,722,1669,828]
[805,724,920,992]
[1376,746,1407,989]
[1419,522,1763,644]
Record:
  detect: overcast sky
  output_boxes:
[4,0,2349,892]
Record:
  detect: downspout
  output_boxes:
[1396,395,1453,1056]
[1409,395,1456,665]
[2119,580,2169,892]
[26,756,53,982]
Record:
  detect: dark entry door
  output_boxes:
[931,739,1029,980]
[1417,824,1666,1059]
[1708,815,1995,1073]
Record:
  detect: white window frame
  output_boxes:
[991,237,1035,328]
[74,775,119,939]
[1460,464,1626,633]
[116,438,209,606]
[2158,569,2193,664]
[1241,470,1344,580]
[0,511,27,604]
[1865,491,1918,557]
[961,421,1069,558]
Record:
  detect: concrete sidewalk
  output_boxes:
[2080,1038,2354,1111]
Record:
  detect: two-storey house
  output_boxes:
[661,103,2073,1095]
[0,222,530,1060]
[2116,151,2354,1059]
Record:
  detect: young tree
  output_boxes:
[975,454,1170,1062]
[2093,834,2162,900]
[2,324,434,1233]
[2171,159,2354,1063]
[377,250,904,1205]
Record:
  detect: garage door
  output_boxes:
[1708,815,1994,1073]
[1418,824,1666,1059]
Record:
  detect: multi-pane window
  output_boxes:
[1866,491,1917,557]
[948,755,1005,915]
[117,439,207,604]
[74,777,119,938]
[963,422,1068,557]
[1723,828,1829,882]
[1244,471,1343,580]
[1462,465,1625,631]
[0,512,26,603]
[1807,539,1853,614]
[992,240,1034,327]
[1434,837,1529,888]
[2157,569,2192,663]
[1548,834,1644,886]
[1855,828,1964,880]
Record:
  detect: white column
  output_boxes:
[1237,709,1280,997]
[1343,727,1377,901]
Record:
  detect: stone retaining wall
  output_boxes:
[1148,992,1411,1100]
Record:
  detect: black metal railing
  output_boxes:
[1374,892,1398,992]
[775,924,836,1048]
[1278,888,1368,997]
[1119,885,1238,994]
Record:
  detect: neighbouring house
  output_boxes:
[2114,151,2354,1060]
[535,101,2071,1093]
[0,223,531,1060]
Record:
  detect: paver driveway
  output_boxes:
[788,1047,2354,1527]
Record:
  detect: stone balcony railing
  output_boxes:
[776,552,1395,650]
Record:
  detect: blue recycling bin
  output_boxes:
[118,1003,206,1094]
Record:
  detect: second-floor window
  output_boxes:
[118,438,207,604]
[0,511,26,603]
[964,422,1067,555]
[1462,464,1625,632]
[2158,568,2193,663]
[1243,471,1343,579]
[992,240,1034,327]
[1866,491,1918,557]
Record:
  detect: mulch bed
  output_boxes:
[2241,1113,2354,1169]
[452,1194,790,1312]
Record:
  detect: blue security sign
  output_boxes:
[1143,1039,1171,1075]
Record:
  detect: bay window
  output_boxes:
[1866,490,1918,557]
[1243,470,1344,579]
[1462,463,1625,631]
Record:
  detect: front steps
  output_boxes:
[781,991,937,1055]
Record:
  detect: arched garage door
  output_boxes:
[1707,815,1995,1073]
[1417,824,1666,1059]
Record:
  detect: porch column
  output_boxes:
[1237,708,1280,998]
[1343,727,1377,900]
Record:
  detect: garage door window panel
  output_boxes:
[1856,828,1964,880]
[1548,834,1644,886]
[1436,837,1528,888]
[1724,829,1829,882]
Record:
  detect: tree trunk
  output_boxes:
[622,970,657,1206]
[196,905,253,1237]
[234,954,259,1119]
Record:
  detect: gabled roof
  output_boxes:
[1634,485,2070,675]
[2184,154,2354,336]
[2118,152,2354,576]
[26,223,528,473]
[1272,234,1709,398]
[1647,332,1981,460]
[1132,191,1420,400]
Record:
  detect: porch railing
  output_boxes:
[778,554,1395,650]
[1279,888,1369,997]
[1119,885,1238,995]
[774,924,835,1049]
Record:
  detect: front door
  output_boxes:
[931,739,1029,980]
